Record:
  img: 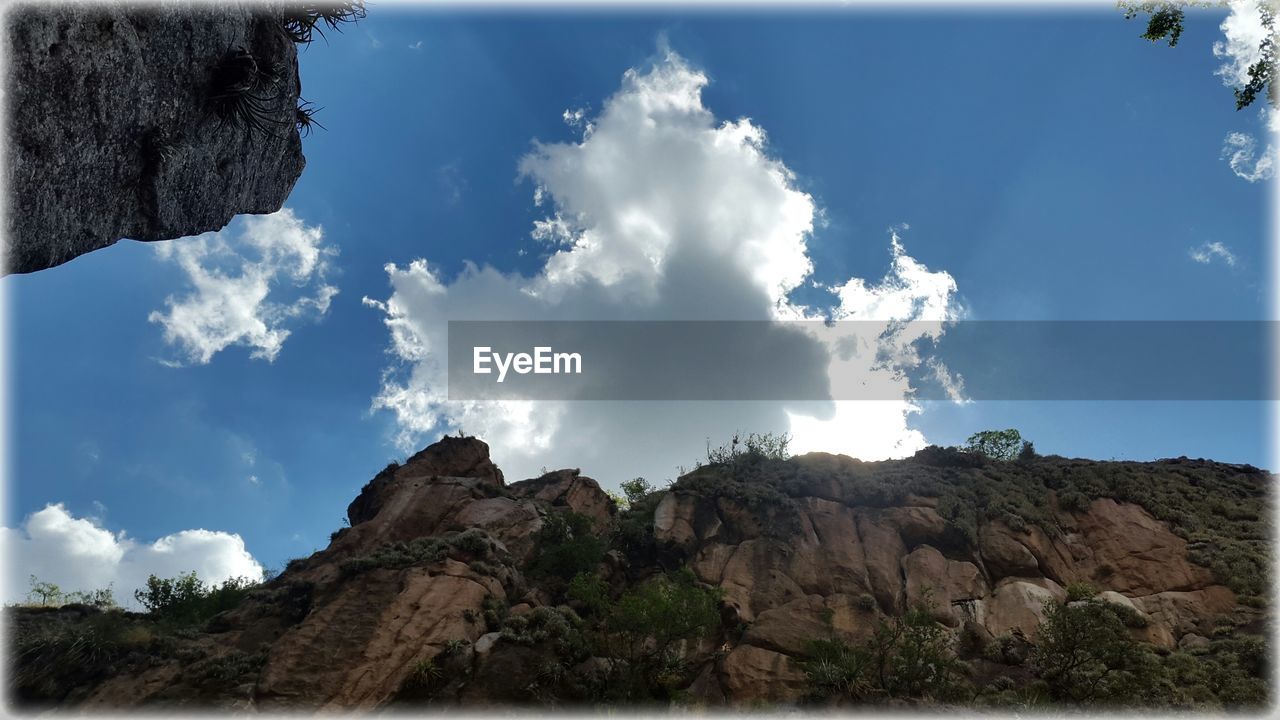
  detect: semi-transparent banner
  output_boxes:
[445,320,1273,401]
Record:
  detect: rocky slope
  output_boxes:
[3,3,306,274]
[6,437,1272,710]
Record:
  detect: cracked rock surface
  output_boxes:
[3,2,305,274]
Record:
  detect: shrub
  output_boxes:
[500,606,582,649]
[855,593,877,612]
[963,429,1024,461]
[593,569,723,701]
[528,512,605,586]
[870,600,967,700]
[1031,598,1156,704]
[801,597,967,703]
[282,1,367,45]
[1065,582,1097,603]
[25,577,62,607]
[567,572,611,616]
[341,529,503,576]
[12,609,161,702]
[1057,490,1090,513]
[705,431,791,465]
[611,481,666,560]
[989,675,1016,692]
[23,576,117,609]
[133,572,256,626]
[186,650,266,690]
[404,658,444,692]
[619,478,654,509]
[799,637,874,701]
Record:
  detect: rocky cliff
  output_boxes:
[6,437,1272,711]
[3,2,306,274]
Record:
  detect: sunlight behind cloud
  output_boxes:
[365,50,962,484]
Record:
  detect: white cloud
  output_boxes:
[149,209,338,366]
[364,50,962,486]
[408,40,424,51]
[1214,0,1270,91]
[1,504,262,607]
[1213,2,1278,178]
[1189,240,1240,266]
[1222,131,1276,182]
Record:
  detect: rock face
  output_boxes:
[3,3,305,274]
[5,439,1269,710]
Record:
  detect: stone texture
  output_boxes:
[347,436,505,527]
[1070,498,1215,595]
[4,2,306,274]
[509,469,615,528]
[654,492,698,549]
[979,522,1040,579]
[856,512,909,614]
[901,545,987,626]
[741,594,879,657]
[983,577,1066,639]
[718,644,808,704]
[11,438,1262,710]
[1133,587,1237,647]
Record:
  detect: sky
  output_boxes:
[2,3,1275,604]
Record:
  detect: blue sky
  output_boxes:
[3,6,1273,593]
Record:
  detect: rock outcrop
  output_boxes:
[3,3,306,274]
[5,438,1270,710]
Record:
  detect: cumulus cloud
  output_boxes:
[149,209,338,366]
[1,504,262,607]
[1221,131,1276,182]
[1214,0,1271,92]
[364,50,961,485]
[1189,240,1239,266]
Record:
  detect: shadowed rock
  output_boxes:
[3,3,305,274]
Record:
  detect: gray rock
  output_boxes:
[3,2,305,274]
[473,632,502,655]
[1178,633,1211,652]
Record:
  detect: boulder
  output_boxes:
[1069,498,1214,595]
[5,3,306,274]
[901,545,987,626]
[983,577,1065,638]
[879,506,949,548]
[741,594,878,656]
[654,492,698,549]
[979,522,1040,579]
[1178,633,1211,652]
[347,436,504,526]
[719,644,808,704]
[473,632,502,655]
[855,513,908,614]
[1133,587,1236,648]
[1096,590,1145,618]
[711,539,808,622]
[509,469,615,528]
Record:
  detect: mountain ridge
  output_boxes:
[7,436,1272,710]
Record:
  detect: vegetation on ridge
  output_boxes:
[4,430,1270,711]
